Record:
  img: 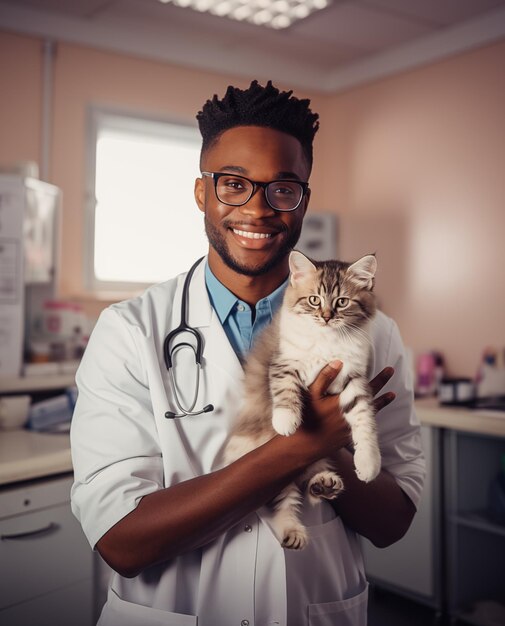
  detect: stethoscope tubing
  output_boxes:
[164,257,214,419]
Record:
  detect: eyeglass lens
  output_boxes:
[215,175,303,211]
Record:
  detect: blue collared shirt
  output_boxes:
[205,263,288,361]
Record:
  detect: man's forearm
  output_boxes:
[331,447,416,548]
[96,430,328,578]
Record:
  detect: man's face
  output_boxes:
[195,126,310,277]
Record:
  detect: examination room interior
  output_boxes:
[0,0,504,625]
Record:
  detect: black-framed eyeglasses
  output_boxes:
[201,171,309,212]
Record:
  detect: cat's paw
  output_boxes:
[308,471,344,504]
[272,407,300,436]
[354,447,381,483]
[281,525,308,550]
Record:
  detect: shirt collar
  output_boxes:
[205,262,288,324]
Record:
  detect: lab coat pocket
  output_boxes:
[308,583,368,626]
[98,588,198,626]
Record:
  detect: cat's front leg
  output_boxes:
[270,362,304,436]
[340,377,381,483]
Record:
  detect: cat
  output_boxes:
[223,250,381,550]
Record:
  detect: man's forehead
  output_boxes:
[204,125,309,176]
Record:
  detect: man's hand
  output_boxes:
[299,362,396,459]
[299,361,350,456]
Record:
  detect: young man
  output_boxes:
[71,81,424,625]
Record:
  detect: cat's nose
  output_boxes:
[322,313,332,323]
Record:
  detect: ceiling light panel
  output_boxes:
[160,0,333,29]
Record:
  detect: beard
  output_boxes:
[204,216,303,277]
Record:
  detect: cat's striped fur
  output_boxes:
[223,251,381,550]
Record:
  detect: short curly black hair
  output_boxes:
[196,80,319,171]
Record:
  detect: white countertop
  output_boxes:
[0,429,72,486]
[415,398,505,438]
[0,399,503,488]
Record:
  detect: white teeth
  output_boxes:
[233,229,272,239]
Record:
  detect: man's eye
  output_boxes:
[224,179,245,190]
[308,295,321,307]
[272,185,295,195]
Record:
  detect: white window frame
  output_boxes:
[85,106,204,293]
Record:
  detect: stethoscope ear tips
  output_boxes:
[203,404,214,413]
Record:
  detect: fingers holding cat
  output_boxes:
[299,360,352,456]
[369,367,396,414]
[298,362,396,461]
[309,360,345,398]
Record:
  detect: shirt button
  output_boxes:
[244,524,252,533]
[237,304,245,312]
[241,621,250,626]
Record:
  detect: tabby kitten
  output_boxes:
[223,250,381,550]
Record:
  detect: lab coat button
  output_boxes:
[244,524,252,533]
[241,621,250,626]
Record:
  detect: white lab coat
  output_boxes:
[70,258,425,626]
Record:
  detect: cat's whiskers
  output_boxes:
[345,323,373,347]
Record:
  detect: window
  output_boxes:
[86,109,207,291]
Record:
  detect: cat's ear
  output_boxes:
[289,251,317,286]
[348,254,377,290]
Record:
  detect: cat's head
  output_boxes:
[285,251,377,330]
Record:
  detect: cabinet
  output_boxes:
[0,474,95,625]
[362,401,505,626]
[362,425,443,610]
[444,430,505,625]
[0,174,60,378]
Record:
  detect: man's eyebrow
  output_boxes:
[218,165,247,174]
[276,171,302,180]
[218,166,303,181]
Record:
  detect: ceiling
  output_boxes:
[1,0,504,92]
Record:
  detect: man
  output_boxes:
[71,80,424,625]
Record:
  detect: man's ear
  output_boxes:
[195,177,205,213]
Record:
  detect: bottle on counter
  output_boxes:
[432,351,445,396]
[416,352,436,397]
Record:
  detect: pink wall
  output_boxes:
[317,41,505,377]
[1,29,503,376]
[0,32,41,169]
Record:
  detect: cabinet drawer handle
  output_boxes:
[1,522,59,540]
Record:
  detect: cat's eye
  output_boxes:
[336,297,349,308]
[308,295,321,307]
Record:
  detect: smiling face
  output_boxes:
[194,126,310,290]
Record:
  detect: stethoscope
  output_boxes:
[164,257,214,419]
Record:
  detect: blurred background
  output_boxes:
[0,1,504,625]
